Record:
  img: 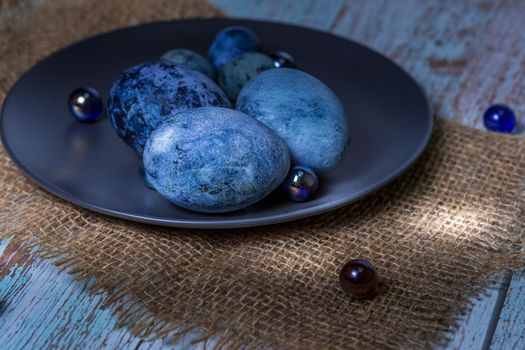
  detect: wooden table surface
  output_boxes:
[1,0,524,349]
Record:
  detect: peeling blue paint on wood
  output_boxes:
[0,239,149,349]
[210,0,346,30]
[0,238,208,349]
[490,270,525,349]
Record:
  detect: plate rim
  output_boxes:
[0,18,434,229]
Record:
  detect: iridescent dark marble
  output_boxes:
[483,104,516,133]
[269,51,296,68]
[339,259,378,299]
[282,165,318,202]
[68,87,103,123]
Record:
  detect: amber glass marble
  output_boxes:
[339,259,378,298]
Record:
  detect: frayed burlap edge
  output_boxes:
[2,117,525,349]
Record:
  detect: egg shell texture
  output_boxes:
[143,107,291,213]
[237,68,350,172]
[108,61,231,153]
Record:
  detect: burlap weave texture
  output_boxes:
[1,1,525,349]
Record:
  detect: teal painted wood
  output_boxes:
[0,237,140,350]
[443,273,511,350]
[0,237,203,350]
[329,0,525,133]
[491,270,525,349]
[210,0,346,30]
[1,1,525,349]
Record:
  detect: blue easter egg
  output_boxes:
[483,104,516,133]
[160,48,215,80]
[218,52,274,100]
[108,61,231,153]
[208,26,260,69]
[143,107,290,213]
[237,68,350,172]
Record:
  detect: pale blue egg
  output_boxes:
[143,107,290,213]
[237,68,350,172]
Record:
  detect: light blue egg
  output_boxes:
[237,68,350,172]
[218,52,274,100]
[107,61,231,154]
[143,107,290,213]
[160,48,215,80]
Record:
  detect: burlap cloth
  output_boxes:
[1,1,525,349]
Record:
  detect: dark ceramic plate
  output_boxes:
[0,19,432,228]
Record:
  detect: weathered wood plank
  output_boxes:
[209,0,346,30]
[0,238,144,350]
[0,240,206,350]
[490,270,525,349]
[330,0,525,131]
[443,273,510,350]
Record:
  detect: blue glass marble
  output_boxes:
[283,166,319,202]
[208,26,260,69]
[483,104,516,133]
[68,87,103,122]
[269,51,296,68]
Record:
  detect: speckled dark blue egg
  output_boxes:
[160,48,215,80]
[143,107,290,213]
[237,68,350,172]
[108,61,231,153]
[208,26,260,70]
[218,52,274,100]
